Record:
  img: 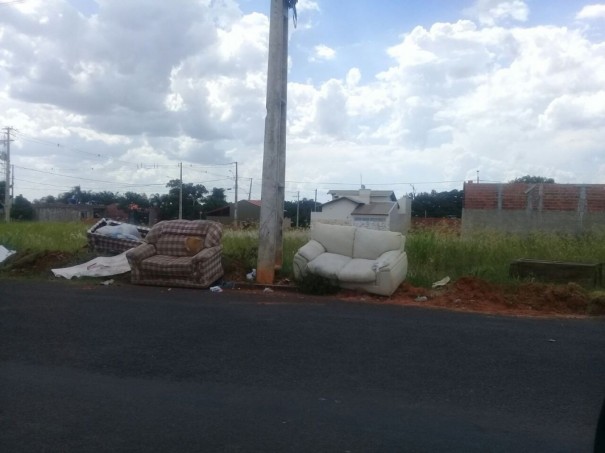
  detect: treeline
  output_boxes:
[411,189,463,218]
[1,175,554,223]
[1,184,466,223]
[0,180,229,222]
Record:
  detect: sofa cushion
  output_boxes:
[311,223,355,256]
[353,227,404,260]
[307,253,351,280]
[338,258,377,283]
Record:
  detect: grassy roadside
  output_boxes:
[2,221,605,315]
[3,221,605,285]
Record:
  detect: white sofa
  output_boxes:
[293,223,408,296]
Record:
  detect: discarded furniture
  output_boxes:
[510,258,602,287]
[87,218,150,255]
[293,223,408,296]
[126,220,223,289]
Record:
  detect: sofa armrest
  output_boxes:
[126,243,157,263]
[296,240,326,263]
[191,245,222,264]
[372,250,404,271]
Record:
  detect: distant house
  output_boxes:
[33,203,106,222]
[206,199,293,229]
[311,187,412,233]
[207,200,262,226]
[462,181,605,235]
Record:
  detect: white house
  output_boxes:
[311,187,412,233]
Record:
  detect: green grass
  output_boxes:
[3,221,605,289]
[406,229,605,287]
[221,228,308,278]
[0,221,88,253]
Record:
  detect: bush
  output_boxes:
[296,273,340,295]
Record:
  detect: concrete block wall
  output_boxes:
[462,182,605,235]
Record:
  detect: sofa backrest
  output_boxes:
[310,223,356,256]
[145,220,222,257]
[353,227,404,260]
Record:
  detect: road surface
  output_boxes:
[1,280,604,452]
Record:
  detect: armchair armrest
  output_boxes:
[191,245,222,264]
[372,250,404,272]
[126,243,157,263]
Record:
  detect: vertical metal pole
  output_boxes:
[179,162,183,220]
[257,0,289,284]
[3,128,10,223]
[233,161,238,227]
[296,191,300,228]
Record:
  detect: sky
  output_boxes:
[1,0,604,204]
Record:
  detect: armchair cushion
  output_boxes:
[140,255,194,278]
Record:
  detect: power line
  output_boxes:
[14,164,166,187]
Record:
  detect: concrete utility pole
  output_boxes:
[257,0,296,284]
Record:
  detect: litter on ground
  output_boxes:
[0,245,16,264]
[432,276,451,288]
[52,251,131,279]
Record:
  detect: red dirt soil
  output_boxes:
[336,277,602,318]
[3,250,603,318]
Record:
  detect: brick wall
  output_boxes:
[464,182,605,212]
[462,182,605,235]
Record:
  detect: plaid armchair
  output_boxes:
[126,220,224,289]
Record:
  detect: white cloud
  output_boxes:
[576,4,605,20]
[310,44,336,62]
[465,0,529,26]
[287,14,605,189]
[296,0,320,13]
[1,0,605,202]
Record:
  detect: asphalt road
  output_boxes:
[1,280,604,452]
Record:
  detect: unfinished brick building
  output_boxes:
[462,182,605,235]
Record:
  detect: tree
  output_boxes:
[34,195,57,204]
[201,187,228,214]
[412,189,463,218]
[510,175,555,184]
[284,198,321,228]
[93,191,119,206]
[11,195,34,220]
[157,179,208,220]
[58,185,92,204]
